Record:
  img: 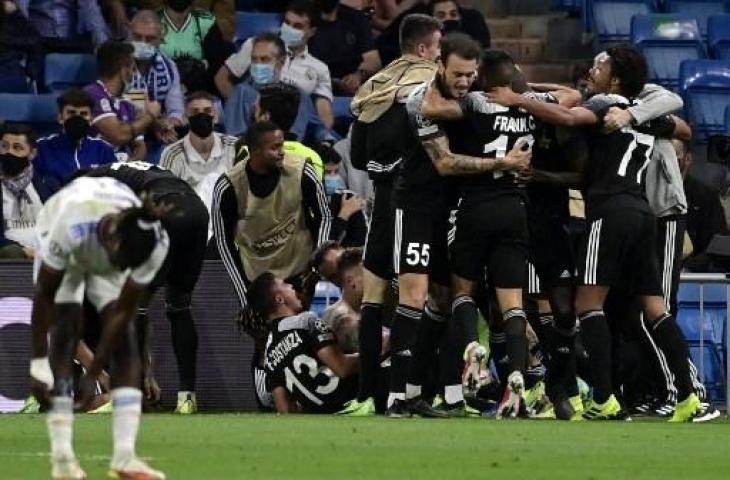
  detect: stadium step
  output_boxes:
[491,37,548,63]
[517,63,576,84]
[486,18,523,39]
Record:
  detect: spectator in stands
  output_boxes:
[0,0,40,92]
[316,143,367,247]
[322,247,364,353]
[428,0,489,47]
[309,0,381,96]
[676,139,729,271]
[35,88,117,184]
[215,0,335,129]
[0,123,57,258]
[157,0,233,93]
[17,0,109,52]
[84,41,162,161]
[101,1,235,42]
[211,121,337,322]
[222,33,333,144]
[247,82,324,176]
[160,91,236,207]
[129,10,184,146]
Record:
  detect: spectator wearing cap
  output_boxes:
[222,33,333,144]
[35,88,118,185]
[17,0,109,52]
[215,0,334,129]
[309,0,381,96]
[0,0,40,91]
[128,10,185,146]
[84,41,162,161]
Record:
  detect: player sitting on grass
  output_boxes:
[248,272,359,413]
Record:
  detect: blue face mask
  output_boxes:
[250,62,276,87]
[131,41,157,61]
[324,174,346,196]
[280,22,305,49]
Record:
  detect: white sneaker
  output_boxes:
[51,456,86,480]
[496,371,525,419]
[108,456,166,480]
[462,342,489,395]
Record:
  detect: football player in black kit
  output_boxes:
[248,272,358,413]
[387,34,531,418]
[487,44,715,422]
[420,50,581,418]
[83,161,209,414]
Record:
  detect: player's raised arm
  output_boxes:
[487,86,598,127]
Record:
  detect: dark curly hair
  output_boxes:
[606,44,648,99]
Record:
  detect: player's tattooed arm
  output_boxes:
[421,81,464,121]
[423,135,531,176]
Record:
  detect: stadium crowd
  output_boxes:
[2,1,729,478]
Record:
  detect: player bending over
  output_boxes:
[248,272,359,414]
[29,176,169,479]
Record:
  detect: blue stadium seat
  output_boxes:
[632,14,706,90]
[726,103,730,132]
[310,281,341,317]
[589,1,653,43]
[333,96,354,120]
[44,53,97,93]
[234,12,282,47]
[708,15,730,59]
[666,1,729,36]
[0,93,59,135]
[0,75,32,94]
[679,59,730,139]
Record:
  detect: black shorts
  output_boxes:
[528,202,575,290]
[393,207,450,285]
[578,209,662,296]
[450,195,528,288]
[150,192,210,293]
[363,182,395,280]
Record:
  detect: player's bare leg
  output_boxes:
[48,303,86,480]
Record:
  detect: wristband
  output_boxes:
[30,357,54,390]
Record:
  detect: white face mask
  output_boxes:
[131,41,156,61]
[279,22,306,49]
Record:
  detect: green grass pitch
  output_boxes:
[1,414,730,479]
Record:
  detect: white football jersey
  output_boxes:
[35,177,168,285]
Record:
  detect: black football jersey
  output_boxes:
[445,92,538,204]
[394,82,453,212]
[581,94,674,218]
[264,312,356,413]
[86,161,192,196]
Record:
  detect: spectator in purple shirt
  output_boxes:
[84,41,161,162]
[16,0,109,53]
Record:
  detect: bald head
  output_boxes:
[130,10,163,46]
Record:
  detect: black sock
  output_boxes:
[578,310,612,404]
[489,328,508,385]
[452,295,479,345]
[638,315,677,403]
[389,304,422,399]
[648,313,694,401]
[408,306,446,396]
[504,308,528,374]
[358,302,383,401]
[168,306,198,392]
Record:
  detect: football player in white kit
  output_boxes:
[28,176,170,480]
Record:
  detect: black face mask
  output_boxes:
[167,0,193,13]
[188,113,214,138]
[316,0,340,14]
[63,115,90,141]
[442,19,463,33]
[0,153,30,177]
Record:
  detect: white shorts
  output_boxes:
[56,266,126,311]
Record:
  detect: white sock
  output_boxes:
[47,396,74,461]
[387,392,405,409]
[177,391,195,403]
[444,385,464,405]
[405,383,421,401]
[111,387,142,464]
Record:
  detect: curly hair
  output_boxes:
[606,44,648,99]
